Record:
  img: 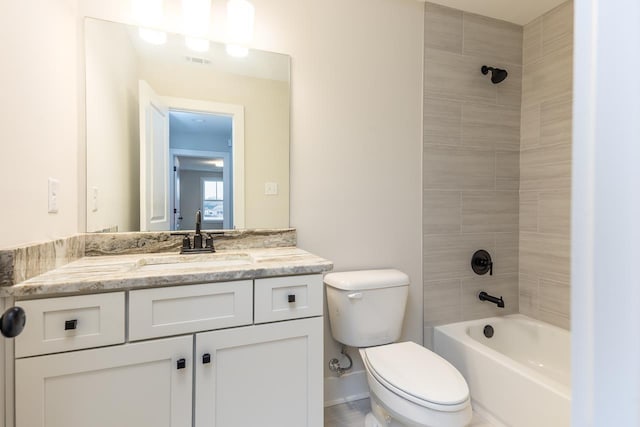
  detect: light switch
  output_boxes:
[48,178,59,213]
[264,182,278,195]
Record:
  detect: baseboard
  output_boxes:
[324,369,369,407]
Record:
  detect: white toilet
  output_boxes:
[324,269,472,427]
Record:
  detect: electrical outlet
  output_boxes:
[48,178,59,213]
[264,182,278,195]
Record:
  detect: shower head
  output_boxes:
[481,65,508,84]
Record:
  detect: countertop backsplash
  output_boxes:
[0,229,297,288]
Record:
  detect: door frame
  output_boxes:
[163,97,245,229]
[170,149,232,230]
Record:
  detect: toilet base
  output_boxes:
[365,412,382,427]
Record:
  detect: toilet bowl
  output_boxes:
[360,342,471,427]
[324,270,472,427]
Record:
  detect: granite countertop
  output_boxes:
[2,247,333,298]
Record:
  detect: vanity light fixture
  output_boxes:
[132,0,167,45]
[182,0,211,52]
[226,0,255,57]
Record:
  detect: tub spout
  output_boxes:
[479,291,505,308]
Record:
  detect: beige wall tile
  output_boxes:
[521,143,571,191]
[461,274,519,319]
[521,141,571,168]
[523,17,542,65]
[520,231,570,278]
[519,274,539,318]
[520,161,571,192]
[422,3,527,328]
[521,103,541,149]
[424,278,462,325]
[461,191,519,233]
[538,190,571,235]
[424,49,497,102]
[462,13,523,65]
[495,232,519,275]
[539,277,570,317]
[423,190,461,234]
[540,94,572,146]
[423,145,495,190]
[522,45,572,105]
[424,2,463,54]
[519,191,538,233]
[495,151,520,190]
[542,1,573,55]
[496,64,522,107]
[462,103,521,151]
[424,98,462,146]
[424,233,495,281]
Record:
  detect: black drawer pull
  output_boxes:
[177,358,186,370]
[202,353,211,364]
[288,294,296,303]
[64,319,78,330]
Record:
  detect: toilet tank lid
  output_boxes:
[324,269,409,291]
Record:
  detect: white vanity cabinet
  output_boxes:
[12,274,324,427]
[15,335,193,427]
[195,317,323,427]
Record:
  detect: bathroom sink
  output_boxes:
[134,253,254,272]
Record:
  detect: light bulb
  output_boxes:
[227,0,254,45]
[182,0,211,37]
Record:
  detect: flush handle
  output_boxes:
[347,292,363,299]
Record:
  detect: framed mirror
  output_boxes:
[85,18,290,232]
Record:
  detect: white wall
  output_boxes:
[0,0,80,249]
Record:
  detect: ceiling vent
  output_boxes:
[185,56,211,65]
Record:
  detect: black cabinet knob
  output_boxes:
[0,307,26,338]
[64,319,78,330]
[202,353,211,364]
[288,294,296,303]
[177,358,186,369]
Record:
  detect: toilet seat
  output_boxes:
[361,341,470,412]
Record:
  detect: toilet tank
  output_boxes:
[324,269,409,347]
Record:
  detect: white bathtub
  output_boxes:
[434,314,570,427]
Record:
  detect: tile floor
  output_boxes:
[324,398,494,427]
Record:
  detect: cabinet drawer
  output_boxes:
[129,281,253,341]
[254,274,323,323]
[15,292,125,358]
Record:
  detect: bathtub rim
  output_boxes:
[434,314,571,401]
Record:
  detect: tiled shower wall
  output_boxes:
[422,3,523,348]
[519,2,573,329]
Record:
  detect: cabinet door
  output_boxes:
[16,336,193,427]
[195,317,323,427]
